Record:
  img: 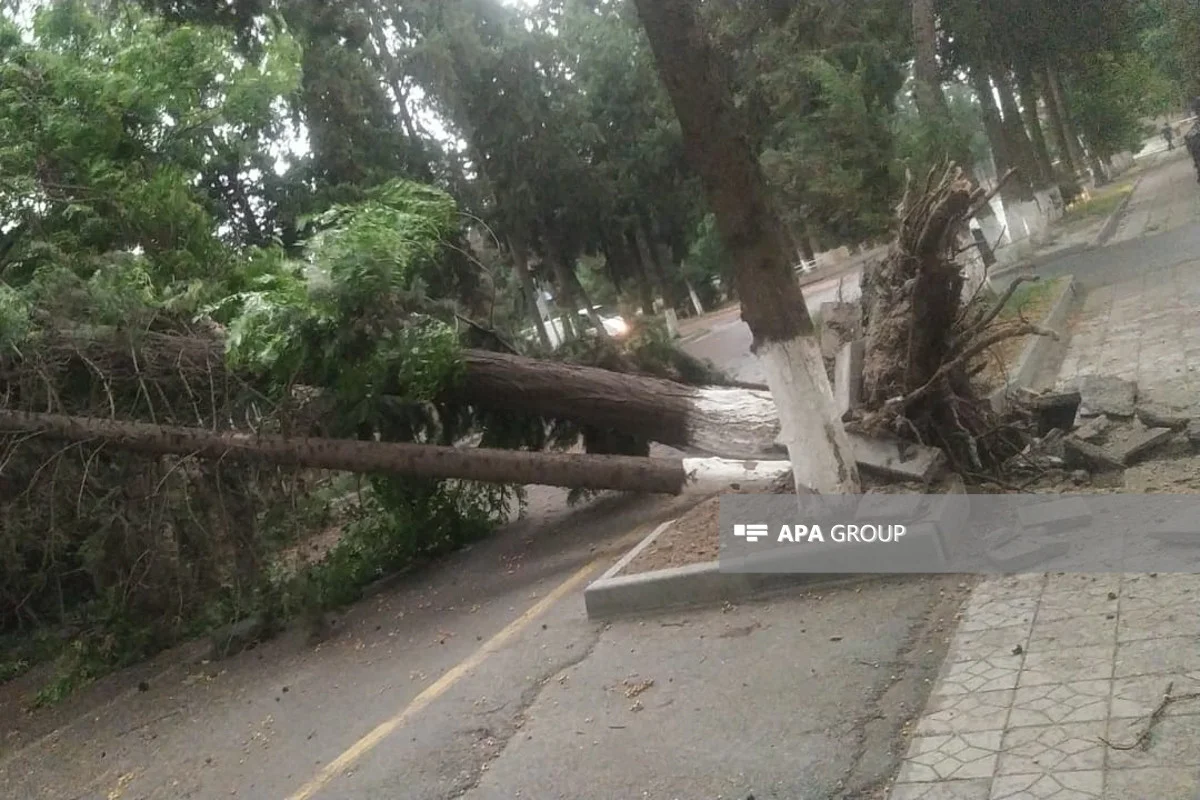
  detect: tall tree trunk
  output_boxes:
[994,67,1046,190]
[543,239,582,342]
[509,236,551,349]
[625,229,657,315]
[911,0,948,121]
[1015,65,1055,184]
[1038,66,1077,176]
[632,0,860,494]
[972,68,1031,203]
[1046,64,1088,179]
[633,222,676,337]
[0,411,791,496]
[797,226,817,263]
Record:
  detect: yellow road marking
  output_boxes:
[284,558,601,800]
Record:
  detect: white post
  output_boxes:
[686,279,705,316]
[664,308,680,338]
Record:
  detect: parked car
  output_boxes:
[520,306,631,349]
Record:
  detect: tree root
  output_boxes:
[854,162,1045,478]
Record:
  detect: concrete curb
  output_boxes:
[582,519,857,620]
[989,275,1079,413]
[1094,176,1141,247]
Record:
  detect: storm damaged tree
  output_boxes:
[852,165,1039,474]
[632,0,860,494]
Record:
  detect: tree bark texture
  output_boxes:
[993,68,1046,191]
[1015,65,1056,184]
[911,0,948,121]
[971,69,1031,203]
[1046,65,1088,178]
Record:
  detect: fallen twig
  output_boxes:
[1100,681,1200,750]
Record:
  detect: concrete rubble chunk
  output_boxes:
[1111,425,1174,466]
[988,538,1070,572]
[1024,390,1082,435]
[855,492,924,520]
[1136,404,1191,431]
[1076,375,1137,418]
[1017,497,1092,531]
[1187,420,1200,449]
[833,339,864,420]
[849,435,945,483]
[1063,437,1125,473]
[1073,414,1111,443]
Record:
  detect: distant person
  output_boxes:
[1162,123,1175,150]
[1186,122,1200,183]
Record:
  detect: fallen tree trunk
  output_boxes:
[18,328,946,480]
[0,410,792,495]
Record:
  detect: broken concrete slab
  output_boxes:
[1076,375,1137,418]
[988,538,1071,572]
[1073,414,1112,443]
[1110,425,1174,465]
[849,435,946,483]
[1017,497,1092,531]
[833,339,864,420]
[1187,420,1200,449]
[1136,404,1191,431]
[1063,437,1125,473]
[855,492,925,520]
[1024,390,1082,435]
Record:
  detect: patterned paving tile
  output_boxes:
[1116,604,1200,643]
[897,731,1002,783]
[916,690,1014,735]
[889,779,993,800]
[1036,591,1119,624]
[934,657,1023,697]
[971,575,1047,603]
[1042,575,1119,597]
[1115,637,1200,678]
[1119,574,1200,612]
[1028,615,1116,650]
[997,721,1107,775]
[1008,681,1111,727]
[1103,767,1200,799]
[960,596,1039,633]
[989,771,1102,800]
[948,626,1032,664]
[1018,646,1115,688]
[1106,713,1200,769]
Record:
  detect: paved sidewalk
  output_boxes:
[1056,259,1200,413]
[1108,149,1200,244]
[889,572,1200,800]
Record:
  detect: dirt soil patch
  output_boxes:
[622,495,720,575]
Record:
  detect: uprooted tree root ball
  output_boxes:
[848,164,1052,477]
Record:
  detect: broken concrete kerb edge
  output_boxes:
[582,519,851,620]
